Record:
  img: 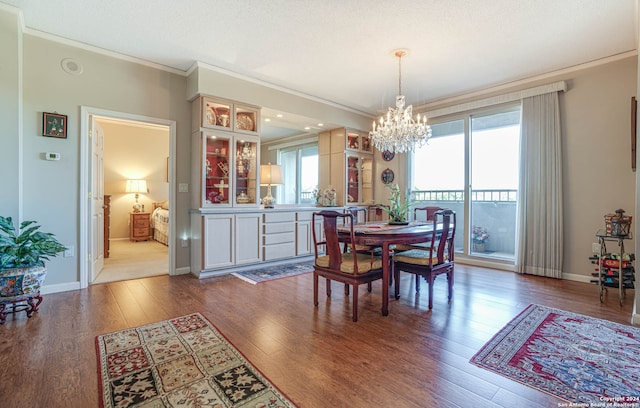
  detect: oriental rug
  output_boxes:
[96,313,297,408]
[232,261,313,284]
[470,304,640,404]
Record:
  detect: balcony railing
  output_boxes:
[412,189,517,203]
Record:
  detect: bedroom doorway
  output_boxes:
[80,107,176,287]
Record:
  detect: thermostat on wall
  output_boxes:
[45,152,61,161]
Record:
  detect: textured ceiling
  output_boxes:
[2,0,638,126]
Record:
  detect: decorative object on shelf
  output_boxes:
[0,216,66,323]
[369,50,432,153]
[260,163,283,209]
[381,168,395,184]
[472,225,489,252]
[382,150,395,161]
[42,112,67,139]
[236,112,255,131]
[379,183,414,224]
[312,186,324,206]
[605,208,632,236]
[217,161,229,177]
[125,179,148,213]
[322,186,337,207]
[236,142,255,177]
[236,191,250,204]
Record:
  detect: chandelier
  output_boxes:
[370,50,432,153]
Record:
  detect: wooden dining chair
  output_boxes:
[393,209,456,309]
[396,206,444,251]
[414,206,442,222]
[312,210,385,322]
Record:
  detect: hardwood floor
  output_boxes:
[0,264,634,407]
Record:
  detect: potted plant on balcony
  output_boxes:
[472,225,489,252]
[0,216,66,323]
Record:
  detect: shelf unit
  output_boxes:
[192,95,261,208]
[319,128,373,206]
[590,229,635,305]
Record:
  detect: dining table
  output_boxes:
[337,221,437,316]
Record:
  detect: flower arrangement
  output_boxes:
[312,186,322,205]
[379,183,414,223]
[472,226,489,244]
[323,186,337,207]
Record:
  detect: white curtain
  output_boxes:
[516,92,563,278]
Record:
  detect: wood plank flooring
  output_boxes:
[0,264,634,407]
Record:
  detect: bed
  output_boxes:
[151,201,169,246]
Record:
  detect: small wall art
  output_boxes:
[42,112,67,139]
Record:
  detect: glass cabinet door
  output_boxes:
[347,156,360,203]
[204,134,232,205]
[346,155,373,204]
[234,138,258,205]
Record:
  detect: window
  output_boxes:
[278,144,318,204]
[410,105,520,260]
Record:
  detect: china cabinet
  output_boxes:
[191,95,261,208]
[319,128,373,206]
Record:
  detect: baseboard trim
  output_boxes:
[42,281,81,295]
[174,266,191,275]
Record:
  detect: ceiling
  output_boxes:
[3,0,638,140]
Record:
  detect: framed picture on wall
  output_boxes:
[42,112,67,139]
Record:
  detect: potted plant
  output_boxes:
[380,183,415,224]
[0,216,66,323]
[471,225,489,252]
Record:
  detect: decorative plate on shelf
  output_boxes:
[236,113,255,131]
[382,150,395,161]
[381,168,395,184]
[206,107,216,127]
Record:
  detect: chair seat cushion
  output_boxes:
[394,249,448,266]
[394,242,429,251]
[316,253,383,274]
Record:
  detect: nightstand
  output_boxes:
[130,212,150,242]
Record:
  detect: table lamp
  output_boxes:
[125,179,148,213]
[260,163,283,208]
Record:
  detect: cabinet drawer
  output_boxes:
[132,228,148,237]
[263,212,295,223]
[134,218,149,228]
[296,212,314,221]
[264,242,296,260]
[264,222,295,234]
[263,231,295,245]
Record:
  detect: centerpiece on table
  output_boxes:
[380,183,415,224]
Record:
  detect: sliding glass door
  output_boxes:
[411,105,520,260]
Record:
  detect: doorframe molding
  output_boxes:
[80,106,177,288]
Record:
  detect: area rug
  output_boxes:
[232,261,313,284]
[470,304,640,403]
[96,313,297,408]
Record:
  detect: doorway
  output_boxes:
[80,107,176,288]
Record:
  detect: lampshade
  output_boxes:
[125,179,148,213]
[259,164,283,186]
[125,179,148,194]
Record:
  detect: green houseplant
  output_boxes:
[0,216,66,323]
[380,183,415,224]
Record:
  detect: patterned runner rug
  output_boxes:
[232,261,313,284]
[96,313,297,407]
[470,304,640,403]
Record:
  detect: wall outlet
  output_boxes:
[64,245,75,257]
[178,183,189,193]
[181,238,189,248]
[592,242,601,253]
